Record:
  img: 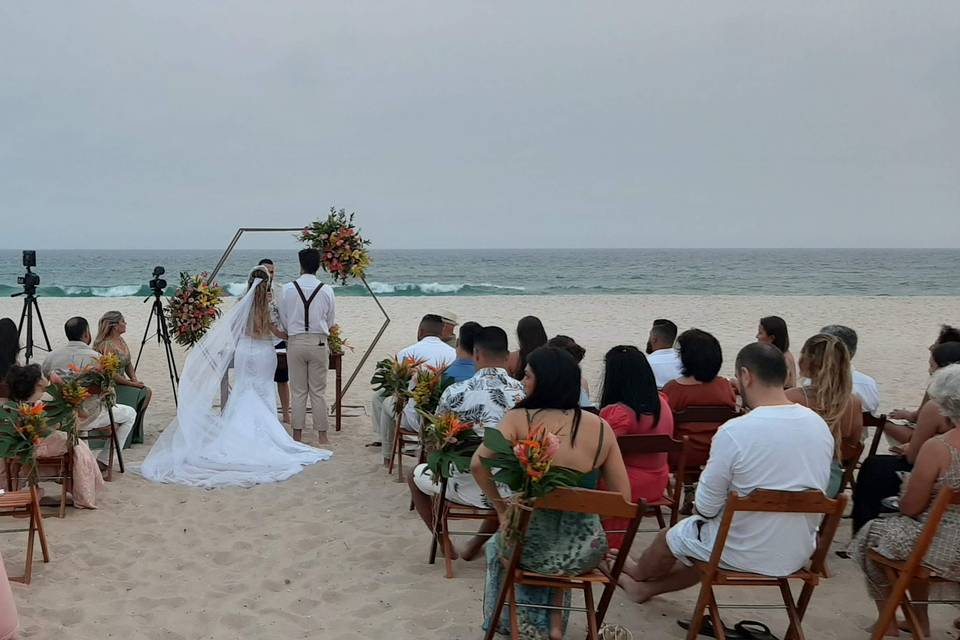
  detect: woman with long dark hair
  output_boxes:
[0,318,19,380]
[757,315,797,388]
[507,315,547,380]
[472,347,629,639]
[599,345,673,546]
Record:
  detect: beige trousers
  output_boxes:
[287,333,329,432]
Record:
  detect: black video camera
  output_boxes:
[15,250,40,294]
[149,266,167,293]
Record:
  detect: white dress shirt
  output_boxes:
[852,368,880,415]
[280,274,335,337]
[647,348,683,389]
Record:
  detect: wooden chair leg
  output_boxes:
[900,583,926,639]
[654,506,666,530]
[779,579,806,640]
[583,584,599,640]
[23,506,36,585]
[483,563,512,640]
[508,583,519,640]
[873,566,909,640]
[686,580,713,640]
[58,457,68,519]
[387,427,401,475]
[707,587,726,640]
[442,504,454,579]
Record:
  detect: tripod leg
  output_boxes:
[24,296,34,364]
[135,300,157,371]
[155,300,179,405]
[31,298,52,351]
[17,299,30,363]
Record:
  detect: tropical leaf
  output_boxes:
[482,427,515,456]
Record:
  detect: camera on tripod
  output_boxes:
[16,250,40,293]
[149,266,167,294]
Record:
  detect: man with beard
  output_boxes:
[646,318,682,389]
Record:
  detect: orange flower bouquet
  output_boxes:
[0,401,53,484]
[416,411,481,482]
[480,426,583,544]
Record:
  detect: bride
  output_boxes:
[141,265,331,488]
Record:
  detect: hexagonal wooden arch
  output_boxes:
[208,227,390,400]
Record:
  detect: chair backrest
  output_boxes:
[706,489,847,578]
[535,487,638,520]
[866,413,888,458]
[617,433,685,456]
[895,485,960,581]
[671,405,740,468]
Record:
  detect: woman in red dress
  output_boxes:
[598,345,673,547]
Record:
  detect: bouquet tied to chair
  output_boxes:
[0,401,53,485]
[480,427,583,548]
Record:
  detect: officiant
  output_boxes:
[278,248,336,445]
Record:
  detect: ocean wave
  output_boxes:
[0,281,530,298]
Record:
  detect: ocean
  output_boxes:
[0,249,957,298]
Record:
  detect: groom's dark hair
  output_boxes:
[258,258,273,266]
[298,249,321,275]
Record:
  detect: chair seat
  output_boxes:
[515,568,613,588]
[692,560,821,585]
[866,549,935,580]
[0,490,33,510]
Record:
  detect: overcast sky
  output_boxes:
[2,2,958,250]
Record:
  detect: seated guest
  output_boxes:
[472,347,630,639]
[850,364,960,638]
[0,317,18,379]
[786,334,864,497]
[617,343,833,603]
[43,317,139,470]
[599,345,674,547]
[369,315,456,460]
[408,326,526,558]
[506,315,547,380]
[547,334,593,407]
[3,365,104,509]
[662,329,737,468]
[886,327,960,437]
[757,315,797,388]
[851,341,960,532]
[93,311,152,417]
[646,319,682,389]
[439,311,459,348]
[444,321,481,384]
[820,324,880,415]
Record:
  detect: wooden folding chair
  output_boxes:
[869,484,960,640]
[427,475,497,578]
[838,439,865,495]
[865,413,889,458]
[483,487,644,640]
[617,434,688,528]
[672,406,739,511]
[686,489,847,640]
[387,412,420,478]
[79,404,125,481]
[0,485,51,584]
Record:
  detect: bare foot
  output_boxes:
[618,573,657,604]
[604,549,639,578]
[316,432,329,446]
[870,621,900,637]
[898,618,929,636]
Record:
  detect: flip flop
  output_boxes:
[364,441,382,447]
[734,621,779,640]
[677,616,749,639]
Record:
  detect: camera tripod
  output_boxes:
[135,287,179,405]
[12,285,51,364]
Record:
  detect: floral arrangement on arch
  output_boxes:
[166,272,225,348]
[298,207,372,285]
[328,325,352,356]
[0,401,53,484]
[480,427,583,545]
[416,411,481,483]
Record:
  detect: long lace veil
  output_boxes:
[140,277,263,483]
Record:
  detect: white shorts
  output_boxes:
[665,516,716,567]
[412,463,507,509]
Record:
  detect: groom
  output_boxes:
[279,248,336,444]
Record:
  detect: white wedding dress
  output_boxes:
[140,277,331,488]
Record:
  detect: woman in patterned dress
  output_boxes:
[851,363,960,637]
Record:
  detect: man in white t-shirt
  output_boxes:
[645,318,683,389]
[369,315,456,462]
[820,324,880,415]
[618,342,834,603]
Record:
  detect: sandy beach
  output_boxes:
[1,294,958,639]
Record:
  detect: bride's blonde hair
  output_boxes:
[247,266,273,338]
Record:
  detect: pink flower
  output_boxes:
[49,373,64,385]
[542,432,560,460]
